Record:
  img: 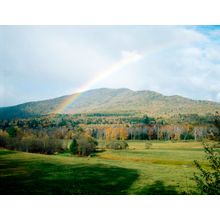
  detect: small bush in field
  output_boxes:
[145,142,152,149]
[144,142,152,150]
[71,133,98,156]
[106,140,128,150]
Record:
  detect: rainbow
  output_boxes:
[53,51,143,114]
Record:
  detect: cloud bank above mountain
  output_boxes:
[1,25,220,106]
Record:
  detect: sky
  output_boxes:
[1,25,220,107]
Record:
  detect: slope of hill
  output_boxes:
[0,88,220,119]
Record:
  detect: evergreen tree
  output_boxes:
[7,126,17,137]
[70,138,78,155]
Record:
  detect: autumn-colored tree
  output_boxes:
[105,127,112,141]
[119,127,128,140]
[75,133,98,156]
[0,129,9,137]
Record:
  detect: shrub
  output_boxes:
[106,140,128,150]
[0,135,65,155]
[145,142,152,149]
[194,143,220,195]
[44,138,65,154]
[213,142,220,148]
[72,134,98,156]
[180,132,194,140]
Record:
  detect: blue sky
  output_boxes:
[1,25,220,107]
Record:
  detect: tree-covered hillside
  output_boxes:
[1,88,220,119]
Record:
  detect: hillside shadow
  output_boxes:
[138,180,178,195]
[0,159,139,195]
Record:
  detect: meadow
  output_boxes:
[0,141,213,195]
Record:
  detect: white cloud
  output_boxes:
[1,26,220,106]
[209,29,220,37]
[121,50,143,61]
[174,27,208,44]
[217,92,220,101]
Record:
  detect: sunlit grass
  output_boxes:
[0,141,213,195]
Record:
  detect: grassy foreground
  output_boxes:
[0,141,210,195]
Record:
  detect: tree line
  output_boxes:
[0,113,219,142]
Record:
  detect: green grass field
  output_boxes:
[0,141,213,195]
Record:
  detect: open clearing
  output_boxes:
[0,141,213,195]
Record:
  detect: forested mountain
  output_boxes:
[1,88,220,119]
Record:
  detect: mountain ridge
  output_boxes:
[1,88,220,119]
